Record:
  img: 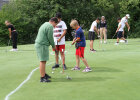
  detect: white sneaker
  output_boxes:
[82,67,92,72]
[114,43,119,45]
[9,49,14,51]
[120,40,125,43]
[104,41,107,44]
[100,41,103,44]
[13,49,18,51]
[9,49,18,52]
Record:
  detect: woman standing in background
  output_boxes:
[5,21,18,51]
[99,16,107,44]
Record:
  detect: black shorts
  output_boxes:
[88,31,95,40]
[117,31,123,38]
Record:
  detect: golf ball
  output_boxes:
[52,71,54,74]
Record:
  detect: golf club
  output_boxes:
[60,48,72,80]
[112,33,117,39]
[5,39,11,52]
[52,41,72,80]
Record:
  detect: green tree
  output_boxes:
[0,0,140,46]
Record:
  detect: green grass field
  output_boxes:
[0,39,140,100]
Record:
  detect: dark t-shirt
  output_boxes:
[8,24,15,31]
[75,27,86,47]
[99,20,107,28]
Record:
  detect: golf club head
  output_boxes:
[66,75,72,80]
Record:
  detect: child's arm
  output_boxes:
[116,24,121,33]
[125,22,130,31]
[47,27,55,49]
[8,28,12,39]
[94,26,100,37]
[57,29,67,42]
[72,38,80,45]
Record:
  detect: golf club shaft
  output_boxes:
[112,33,116,39]
[6,39,11,52]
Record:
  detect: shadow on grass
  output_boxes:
[93,67,123,72]
[52,76,114,82]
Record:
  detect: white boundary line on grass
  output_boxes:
[5,62,54,100]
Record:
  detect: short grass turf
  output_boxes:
[0,39,140,100]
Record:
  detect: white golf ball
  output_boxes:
[52,71,54,74]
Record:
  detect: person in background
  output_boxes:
[99,16,107,44]
[89,18,100,52]
[35,17,58,83]
[5,21,18,51]
[115,18,127,45]
[120,14,130,43]
[52,12,67,70]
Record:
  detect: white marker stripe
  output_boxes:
[5,62,54,100]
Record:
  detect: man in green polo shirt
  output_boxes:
[35,17,58,83]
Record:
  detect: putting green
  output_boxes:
[0,39,140,100]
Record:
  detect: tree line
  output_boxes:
[0,0,140,45]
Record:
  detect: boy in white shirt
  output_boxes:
[121,14,130,31]
[120,14,130,42]
[89,18,100,52]
[52,12,67,70]
[115,18,127,45]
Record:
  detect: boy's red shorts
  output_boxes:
[75,47,85,58]
[56,45,65,52]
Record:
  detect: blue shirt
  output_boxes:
[75,27,86,47]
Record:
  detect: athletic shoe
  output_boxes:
[100,41,103,44]
[82,67,92,72]
[104,41,107,44]
[45,74,51,79]
[114,43,119,45]
[63,64,67,70]
[52,64,59,69]
[90,49,96,53]
[9,49,18,52]
[40,77,51,83]
[125,40,128,43]
[9,49,14,51]
[120,40,125,43]
[71,66,80,70]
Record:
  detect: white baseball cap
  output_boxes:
[101,16,105,18]
[126,14,130,18]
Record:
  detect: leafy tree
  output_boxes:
[0,0,139,45]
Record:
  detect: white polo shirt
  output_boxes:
[121,17,128,27]
[53,21,67,45]
[118,22,125,32]
[89,21,97,32]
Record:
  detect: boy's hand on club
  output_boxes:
[57,38,61,42]
[72,42,75,45]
